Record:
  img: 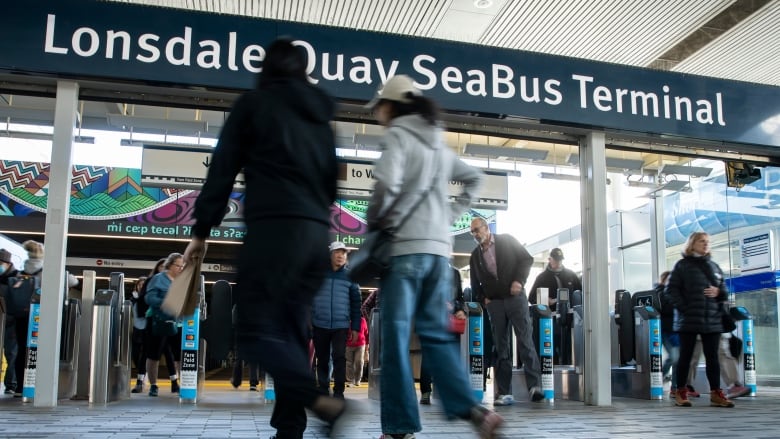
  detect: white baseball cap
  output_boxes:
[364,74,422,109]
[329,241,348,252]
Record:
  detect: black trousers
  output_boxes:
[234,218,330,438]
[312,326,348,396]
[676,331,721,391]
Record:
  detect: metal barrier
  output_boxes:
[611,305,663,399]
[367,308,381,401]
[74,270,97,400]
[58,298,81,399]
[88,282,131,405]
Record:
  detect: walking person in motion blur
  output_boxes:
[183,38,352,439]
[364,74,503,439]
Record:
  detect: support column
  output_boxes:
[650,195,666,282]
[34,80,78,407]
[579,131,611,406]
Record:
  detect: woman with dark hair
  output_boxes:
[184,38,349,439]
[365,75,502,439]
[130,275,148,393]
[667,231,734,408]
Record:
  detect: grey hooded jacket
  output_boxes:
[367,114,483,258]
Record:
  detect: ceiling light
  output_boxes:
[539,172,579,182]
[644,180,691,197]
[0,131,94,143]
[566,154,644,171]
[465,143,548,161]
[626,180,657,189]
[108,114,209,134]
[659,164,712,178]
[474,0,493,8]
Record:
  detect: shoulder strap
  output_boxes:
[386,125,442,233]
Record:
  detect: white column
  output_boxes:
[34,80,79,407]
[650,195,666,281]
[579,131,612,406]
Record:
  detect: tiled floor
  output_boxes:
[0,384,779,438]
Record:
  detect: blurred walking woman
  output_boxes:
[144,252,184,397]
[667,232,734,408]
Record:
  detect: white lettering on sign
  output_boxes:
[43,14,728,128]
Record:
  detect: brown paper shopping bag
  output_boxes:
[162,253,204,319]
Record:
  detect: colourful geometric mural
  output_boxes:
[0,160,493,250]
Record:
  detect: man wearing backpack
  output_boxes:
[0,248,19,394]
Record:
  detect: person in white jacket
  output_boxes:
[365,74,503,439]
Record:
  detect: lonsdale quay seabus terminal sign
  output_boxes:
[1,0,779,148]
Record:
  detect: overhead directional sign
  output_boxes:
[141,143,245,191]
[142,146,508,209]
[337,160,509,210]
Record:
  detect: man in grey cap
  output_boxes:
[311,241,361,399]
[0,248,19,394]
[528,247,582,312]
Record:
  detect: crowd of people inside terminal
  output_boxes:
[0,36,756,439]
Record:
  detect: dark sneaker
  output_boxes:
[529,386,544,402]
[4,388,15,395]
[171,380,180,393]
[378,435,415,439]
[131,381,143,394]
[148,385,159,397]
[470,405,504,439]
[419,392,431,405]
[249,385,258,392]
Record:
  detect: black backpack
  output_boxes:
[6,274,41,317]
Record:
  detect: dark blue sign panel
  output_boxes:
[2,0,780,147]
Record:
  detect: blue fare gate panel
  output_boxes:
[742,318,756,394]
[179,308,200,402]
[467,302,483,402]
[22,302,41,401]
[648,312,663,399]
[538,306,554,400]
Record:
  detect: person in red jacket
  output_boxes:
[345,316,368,387]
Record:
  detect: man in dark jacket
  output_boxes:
[312,241,361,399]
[528,247,582,312]
[528,247,582,364]
[469,217,543,405]
[183,38,348,439]
[0,248,19,394]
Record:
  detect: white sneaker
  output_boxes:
[493,394,515,406]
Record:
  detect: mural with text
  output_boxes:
[0,160,493,249]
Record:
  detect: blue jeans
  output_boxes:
[380,254,476,434]
[662,332,679,388]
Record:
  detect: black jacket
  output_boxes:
[666,254,728,334]
[470,234,534,301]
[192,78,337,237]
[657,282,676,335]
[527,265,582,312]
